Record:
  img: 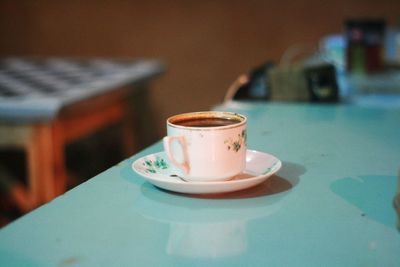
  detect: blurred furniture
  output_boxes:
[225,40,400,106]
[225,63,339,103]
[224,45,340,104]
[0,102,399,265]
[0,58,163,210]
[224,62,274,102]
[320,32,400,106]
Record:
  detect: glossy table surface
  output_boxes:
[1,102,399,266]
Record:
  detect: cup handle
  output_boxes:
[163,136,190,175]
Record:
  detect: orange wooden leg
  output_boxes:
[52,120,68,196]
[26,126,45,207]
[28,124,57,204]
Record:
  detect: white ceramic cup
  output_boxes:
[163,111,247,182]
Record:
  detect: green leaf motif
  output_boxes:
[224,129,247,152]
[143,156,169,174]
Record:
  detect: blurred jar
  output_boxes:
[345,18,386,74]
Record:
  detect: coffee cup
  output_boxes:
[163,111,247,182]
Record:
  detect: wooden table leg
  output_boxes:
[52,120,68,197]
[26,135,42,207]
[28,124,58,204]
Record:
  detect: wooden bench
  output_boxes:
[0,58,163,210]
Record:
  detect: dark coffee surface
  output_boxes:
[173,117,241,127]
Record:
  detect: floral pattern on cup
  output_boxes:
[224,130,247,152]
[142,156,168,174]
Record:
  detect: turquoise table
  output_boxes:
[0,102,399,266]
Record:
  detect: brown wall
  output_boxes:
[1,0,399,137]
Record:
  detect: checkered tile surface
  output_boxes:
[0,58,162,122]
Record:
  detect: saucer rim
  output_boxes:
[132,149,282,186]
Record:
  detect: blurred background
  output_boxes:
[1,0,400,225]
[2,0,400,135]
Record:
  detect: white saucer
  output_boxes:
[132,150,282,194]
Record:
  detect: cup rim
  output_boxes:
[167,111,247,131]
